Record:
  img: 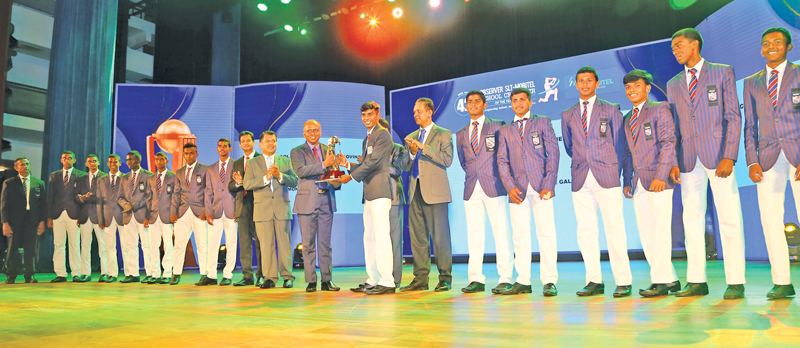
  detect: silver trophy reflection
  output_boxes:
[317,136,344,183]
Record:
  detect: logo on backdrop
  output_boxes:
[537,77,560,103]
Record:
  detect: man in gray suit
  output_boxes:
[148,152,176,284]
[290,120,341,292]
[98,154,125,283]
[338,102,396,295]
[400,97,454,292]
[244,130,298,289]
[378,118,406,286]
[204,139,238,286]
[170,143,212,285]
[76,154,107,282]
[47,150,87,282]
[117,151,155,284]
[229,131,263,287]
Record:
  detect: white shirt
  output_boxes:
[766,59,788,97]
[513,111,531,124]
[685,58,705,87]
[218,157,231,175]
[109,171,119,187]
[578,95,597,127]
[469,115,486,138]
[20,175,30,210]
[410,122,436,160]
[262,154,282,189]
[63,167,73,183]
[87,170,98,189]
[157,169,168,191]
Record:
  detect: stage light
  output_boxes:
[257,3,268,11]
[281,0,291,4]
[369,19,377,25]
[293,244,304,269]
[429,0,441,8]
[388,0,395,2]
[218,244,227,265]
[787,223,800,262]
[284,24,294,32]
[360,13,366,19]
[393,8,403,18]
[300,28,307,35]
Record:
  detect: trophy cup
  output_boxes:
[317,136,344,183]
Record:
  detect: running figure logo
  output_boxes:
[538,77,559,103]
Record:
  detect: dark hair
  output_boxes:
[416,98,434,112]
[154,152,168,160]
[62,150,75,159]
[510,88,531,100]
[108,154,121,161]
[576,67,598,81]
[623,69,653,85]
[361,102,379,112]
[183,143,197,150]
[239,131,255,142]
[762,27,792,46]
[260,130,277,141]
[672,28,703,51]
[86,154,99,161]
[466,90,486,103]
[378,118,390,131]
[218,138,231,147]
[14,157,28,164]
[126,150,142,161]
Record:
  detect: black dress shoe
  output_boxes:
[767,284,796,299]
[74,275,89,283]
[577,282,604,296]
[723,284,745,299]
[543,283,558,296]
[613,285,632,298]
[675,282,709,297]
[260,279,276,289]
[5,276,15,284]
[256,278,264,287]
[306,282,317,292]
[350,283,373,293]
[492,283,511,294]
[434,281,452,292]
[283,279,294,288]
[321,281,340,291]
[196,277,218,286]
[120,276,134,283]
[106,276,118,283]
[80,275,92,282]
[500,282,532,295]
[399,280,429,292]
[51,276,67,283]
[130,276,140,283]
[98,274,108,283]
[639,284,669,297]
[219,278,232,286]
[461,282,485,293]
[170,275,181,285]
[25,276,37,284]
[72,275,81,282]
[141,276,152,284]
[146,277,159,284]
[667,280,681,293]
[159,277,170,284]
[194,275,207,286]
[365,285,396,295]
[234,278,254,286]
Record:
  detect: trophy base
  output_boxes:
[316,169,345,184]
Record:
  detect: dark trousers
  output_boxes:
[389,205,404,285]
[5,215,38,279]
[298,192,334,283]
[408,186,452,283]
[237,199,262,280]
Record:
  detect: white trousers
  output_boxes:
[53,211,80,278]
[572,171,632,286]
[173,211,208,276]
[632,181,678,284]
[465,181,513,284]
[363,198,395,288]
[103,220,121,277]
[206,215,238,280]
[148,219,174,278]
[756,151,798,285]
[122,219,149,277]
[681,158,745,284]
[508,184,558,285]
[79,222,106,276]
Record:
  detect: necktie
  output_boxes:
[219,162,226,183]
[89,173,94,189]
[630,107,640,142]
[517,119,527,141]
[63,170,68,188]
[111,175,116,190]
[313,147,327,190]
[22,177,28,207]
[413,128,427,178]
[688,68,698,101]
[267,157,274,191]
[581,101,589,136]
[769,69,779,107]
[156,173,162,193]
[131,171,137,191]
[470,121,479,154]
[186,167,192,188]
[244,156,249,172]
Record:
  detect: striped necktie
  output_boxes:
[470,121,479,154]
[22,177,28,205]
[156,173,162,193]
[219,162,226,183]
[130,171,137,190]
[517,119,527,141]
[63,170,68,188]
[186,167,192,188]
[89,173,94,189]
[111,175,116,190]
[688,68,698,101]
[768,69,779,107]
[630,107,640,142]
[581,101,589,136]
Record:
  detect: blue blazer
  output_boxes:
[456,117,507,200]
[496,115,559,201]
[622,100,677,191]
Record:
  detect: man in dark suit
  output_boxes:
[98,154,125,282]
[148,152,176,284]
[562,67,633,297]
[378,118,406,287]
[117,151,155,283]
[2,157,46,284]
[668,28,745,299]
[0,167,18,273]
[205,139,238,286]
[399,98,454,293]
[229,131,264,287]
[743,27,798,299]
[76,154,108,282]
[244,130,298,289]
[47,150,87,282]
[338,102,397,295]
[291,120,341,292]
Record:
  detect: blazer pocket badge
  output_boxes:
[485,134,496,152]
[643,122,654,140]
[166,184,173,194]
[196,174,202,184]
[792,88,800,110]
[138,183,145,192]
[707,85,718,106]
[531,131,543,149]
[599,118,609,138]
[34,187,41,197]
[367,146,373,154]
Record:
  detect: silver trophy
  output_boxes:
[317,136,344,183]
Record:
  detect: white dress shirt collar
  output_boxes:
[513,111,531,123]
[685,58,705,85]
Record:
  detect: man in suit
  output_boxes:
[98,154,125,283]
[2,158,46,284]
[497,88,560,296]
[244,130,298,289]
[337,102,396,295]
[76,154,108,282]
[620,70,681,297]
[668,28,746,299]
[47,150,87,282]
[203,139,238,286]
[378,117,406,287]
[0,167,18,274]
[291,120,341,292]
[229,131,264,287]
[399,98,454,293]
[456,90,515,294]
[562,67,633,297]
[148,152,176,284]
[744,27,798,299]
[170,143,212,285]
[117,151,155,283]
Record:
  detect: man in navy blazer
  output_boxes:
[562,67,633,297]
[456,90,514,295]
[668,28,745,299]
[497,88,559,296]
[620,70,681,297]
[744,27,798,299]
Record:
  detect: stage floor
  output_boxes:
[1,260,799,347]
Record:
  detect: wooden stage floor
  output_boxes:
[1,260,799,347]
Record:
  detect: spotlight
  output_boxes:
[787,223,800,262]
[281,0,291,4]
[257,3,268,11]
[293,243,304,269]
[429,0,441,8]
[369,19,377,25]
[388,0,396,2]
[300,28,307,35]
[284,24,294,32]
[393,8,403,18]
[218,244,227,266]
[360,13,366,18]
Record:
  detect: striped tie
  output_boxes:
[186,168,191,188]
[156,173,162,193]
[630,107,639,142]
[470,121,479,154]
[517,119,526,141]
[63,171,68,188]
[688,68,698,102]
[22,177,27,200]
[111,175,116,190]
[769,69,779,107]
[581,101,589,136]
[130,172,137,190]
[219,162,226,183]
[89,173,94,189]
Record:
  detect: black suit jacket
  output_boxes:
[228,152,261,218]
[1,175,47,229]
[47,168,87,220]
